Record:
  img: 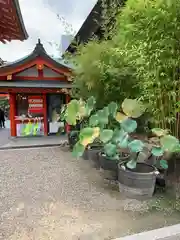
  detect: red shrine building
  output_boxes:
[0,39,72,137]
[0,0,28,43]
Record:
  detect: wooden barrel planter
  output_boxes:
[99,152,129,181]
[118,162,157,199]
[82,148,89,160]
[88,145,102,169]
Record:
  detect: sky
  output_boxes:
[0,0,97,61]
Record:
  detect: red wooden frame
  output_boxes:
[11,76,66,81]
[0,88,68,94]
[8,92,70,137]
[9,93,16,137]
[0,58,71,77]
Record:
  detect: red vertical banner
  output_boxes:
[9,93,17,137]
[28,96,44,113]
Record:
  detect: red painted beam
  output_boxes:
[0,87,69,93]
[0,58,71,76]
[14,76,67,81]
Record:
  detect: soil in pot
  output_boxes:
[88,145,102,169]
[118,162,156,199]
[99,152,129,181]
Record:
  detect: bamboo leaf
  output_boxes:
[72,142,85,158]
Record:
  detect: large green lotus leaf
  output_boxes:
[126,159,137,169]
[118,134,129,148]
[79,127,94,146]
[97,109,109,125]
[72,142,85,158]
[151,147,164,157]
[113,129,129,148]
[108,102,118,118]
[104,142,117,157]
[65,99,80,125]
[128,140,144,153]
[172,144,180,153]
[79,127,94,138]
[112,129,127,144]
[112,129,123,143]
[85,96,96,116]
[78,99,87,118]
[100,129,113,143]
[116,112,128,123]
[86,96,96,109]
[66,114,77,126]
[152,128,168,137]
[121,118,137,133]
[122,99,146,118]
[160,159,168,169]
[108,154,120,161]
[103,106,109,117]
[160,135,179,152]
[89,114,99,127]
[67,99,80,112]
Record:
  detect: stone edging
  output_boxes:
[113,224,180,240]
[0,140,69,150]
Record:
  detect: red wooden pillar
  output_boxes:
[42,93,48,136]
[9,93,17,137]
[65,94,71,133]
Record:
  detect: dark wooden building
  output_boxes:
[66,0,124,54]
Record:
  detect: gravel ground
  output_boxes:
[0,147,179,240]
[0,128,10,147]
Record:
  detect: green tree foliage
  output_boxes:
[71,39,139,108]
[115,0,180,138]
[68,0,139,108]
[0,98,9,110]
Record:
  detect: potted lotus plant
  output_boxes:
[72,101,130,179]
[87,102,119,170]
[116,99,180,199]
[64,96,98,158]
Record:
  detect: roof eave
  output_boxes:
[66,1,101,53]
[13,0,29,40]
[0,40,72,74]
[66,0,126,54]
